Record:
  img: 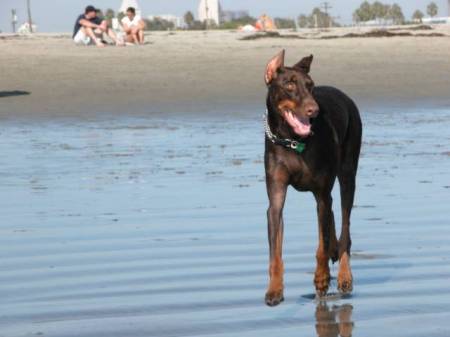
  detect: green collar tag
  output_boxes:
[291,141,306,154]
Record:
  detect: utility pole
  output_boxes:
[11,9,18,33]
[27,0,33,33]
[294,15,300,32]
[321,2,332,27]
[205,0,209,30]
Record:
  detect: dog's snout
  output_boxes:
[306,103,319,118]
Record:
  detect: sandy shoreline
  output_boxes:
[1,29,450,118]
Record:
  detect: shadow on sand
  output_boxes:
[0,90,30,98]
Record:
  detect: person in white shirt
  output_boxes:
[121,7,145,45]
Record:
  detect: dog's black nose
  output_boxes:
[306,104,319,118]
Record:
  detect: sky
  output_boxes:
[0,0,449,33]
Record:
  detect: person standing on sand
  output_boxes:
[121,7,145,45]
[73,5,124,47]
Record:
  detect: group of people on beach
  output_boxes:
[73,5,145,47]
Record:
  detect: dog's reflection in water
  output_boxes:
[315,302,354,337]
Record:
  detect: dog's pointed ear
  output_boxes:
[294,54,313,74]
[265,49,285,85]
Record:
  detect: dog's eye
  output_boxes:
[285,82,296,91]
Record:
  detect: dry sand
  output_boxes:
[1,27,450,118]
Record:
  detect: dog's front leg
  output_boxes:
[265,175,288,306]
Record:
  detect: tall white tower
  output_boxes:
[198,0,221,26]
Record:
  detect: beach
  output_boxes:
[1,29,450,337]
[1,28,450,118]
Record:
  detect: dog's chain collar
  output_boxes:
[264,111,306,154]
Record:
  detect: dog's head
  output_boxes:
[265,50,319,138]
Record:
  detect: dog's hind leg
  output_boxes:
[337,102,362,294]
[337,171,355,294]
[337,131,361,294]
[265,173,288,306]
[337,146,361,293]
[313,190,335,297]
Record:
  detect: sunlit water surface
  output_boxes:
[0,106,449,337]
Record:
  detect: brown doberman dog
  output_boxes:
[263,50,362,306]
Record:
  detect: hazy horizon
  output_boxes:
[0,0,449,33]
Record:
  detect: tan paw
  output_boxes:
[314,269,330,297]
[338,252,353,294]
[265,288,284,306]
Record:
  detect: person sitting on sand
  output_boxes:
[73,5,123,47]
[121,7,145,45]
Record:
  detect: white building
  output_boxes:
[119,0,141,16]
[357,18,394,27]
[198,0,222,26]
[422,17,450,24]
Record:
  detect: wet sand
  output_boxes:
[1,30,450,336]
[1,105,450,336]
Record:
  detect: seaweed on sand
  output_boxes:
[321,29,446,39]
[239,31,305,41]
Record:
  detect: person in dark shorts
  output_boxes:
[73,5,123,47]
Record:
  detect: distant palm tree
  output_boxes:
[27,0,33,33]
[427,2,438,17]
[412,10,424,23]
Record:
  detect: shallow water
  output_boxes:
[0,106,449,337]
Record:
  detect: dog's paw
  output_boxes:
[337,273,353,294]
[265,289,284,307]
[337,253,353,294]
[314,271,330,298]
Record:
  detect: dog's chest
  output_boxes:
[286,157,315,191]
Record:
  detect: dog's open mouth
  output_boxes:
[283,110,312,137]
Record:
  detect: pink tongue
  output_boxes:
[284,112,311,137]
